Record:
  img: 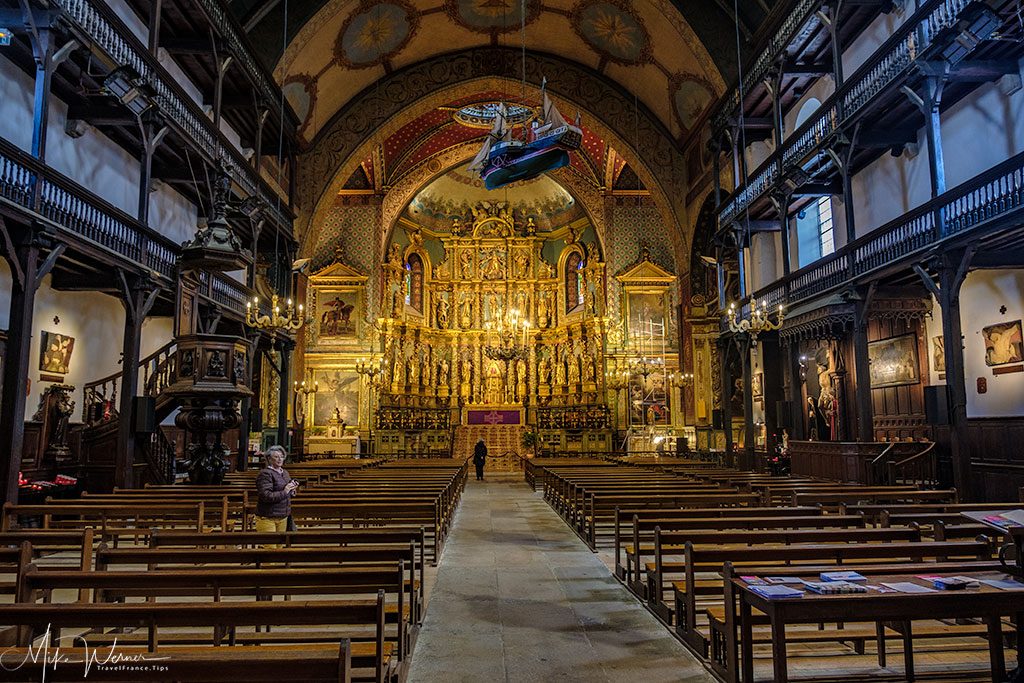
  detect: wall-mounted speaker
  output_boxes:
[924,385,950,425]
[133,396,156,433]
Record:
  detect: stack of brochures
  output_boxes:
[747,584,804,600]
[803,580,867,594]
[819,571,867,583]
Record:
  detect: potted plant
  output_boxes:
[520,430,538,458]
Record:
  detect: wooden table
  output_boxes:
[735,572,1024,682]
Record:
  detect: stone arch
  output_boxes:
[295,48,692,267]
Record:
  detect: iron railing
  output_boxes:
[49,0,294,233]
[719,0,973,227]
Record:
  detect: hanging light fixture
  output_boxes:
[725,299,784,343]
[246,294,303,335]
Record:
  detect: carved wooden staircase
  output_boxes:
[80,341,179,485]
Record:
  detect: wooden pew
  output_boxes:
[0,595,390,682]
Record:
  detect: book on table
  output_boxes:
[748,584,804,600]
[819,571,867,583]
[803,581,867,595]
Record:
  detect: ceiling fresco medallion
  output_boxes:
[670,74,714,133]
[446,0,542,34]
[334,0,420,69]
[571,0,652,66]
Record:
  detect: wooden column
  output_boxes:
[276,338,292,449]
[115,274,159,489]
[0,222,64,502]
[916,250,974,500]
[741,338,755,471]
[762,335,784,459]
[852,292,875,442]
[719,337,734,467]
[786,343,806,440]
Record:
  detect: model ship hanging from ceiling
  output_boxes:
[469,79,583,191]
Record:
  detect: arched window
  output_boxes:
[565,251,584,312]
[406,253,424,313]
[794,97,821,130]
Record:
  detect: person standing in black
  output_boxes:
[472,440,487,481]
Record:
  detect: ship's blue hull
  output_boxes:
[483,147,570,190]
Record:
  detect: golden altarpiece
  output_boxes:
[298,204,685,457]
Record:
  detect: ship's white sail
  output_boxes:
[469,104,509,172]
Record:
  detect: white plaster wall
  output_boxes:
[0,262,174,420]
[925,269,1024,418]
[0,57,199,246]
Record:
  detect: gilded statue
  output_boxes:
[568,356,580,384]
[482,249,503,280]
[525,216,537,235]
[439,358,450,385]
[436,297,449,329]
[537,292,551,328]
[409,356,420,385]
[584,356,596,383]
[516,358,527,386]
[460,250,473,279]
[555,356,567,384]
[539,356,552,385]
[459,295,473,329]
[513,251,530,279]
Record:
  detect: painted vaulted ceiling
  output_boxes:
[228,0,780,148]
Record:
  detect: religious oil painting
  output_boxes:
[317,288,362,339]
[313,369,360,426]
[39,331,75,375]
[627,293,666,345]
[932,336,945,372]
[868,334,919,388]
[983,320,1024,366]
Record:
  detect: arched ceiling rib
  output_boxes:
[237,0,767,145]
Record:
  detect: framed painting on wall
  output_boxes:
[312,369,360,426]
[39,331,75,375]
[868,334,919,388]
[982,320,1023,366]
[932,336,945,372]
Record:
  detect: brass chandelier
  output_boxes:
[246,294,303,336]
[725,298,784,342]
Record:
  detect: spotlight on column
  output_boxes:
[0,28,12,46]
[104,66,155,117]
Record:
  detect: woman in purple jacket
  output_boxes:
[255,445,298,533]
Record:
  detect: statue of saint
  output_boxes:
[568,356,580,384]
[482,249,503,280]
[392,356,404,385]
[584,357,596,383]
[516,359,527,391]
[524,216,537,235]
[485,361,503,404]
[513,251,530,279]
[409,356,419,385]
[539,356,552,385]
[459,295,473,329]
[436,297,449,329]
[439,359,450,385]
[555,356,567,385]
[537,292,551,328]
[460,250,474,279]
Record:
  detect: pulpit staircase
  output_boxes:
[80,341,180,484]
[869,441,939,488]
[454,424,524,472]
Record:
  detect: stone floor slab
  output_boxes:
[406,477,714,683]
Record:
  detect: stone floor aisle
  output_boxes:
[406,476,715,683]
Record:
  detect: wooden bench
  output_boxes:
[0,595,391,682]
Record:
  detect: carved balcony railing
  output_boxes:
[718,0,975,227]
[732,146,1024,320]
[83,340,177,424]
[711,0,821,134]
[197,271,253,319]
[0,135,178,279]
[49,0,294,233]
[191,0,298,128]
